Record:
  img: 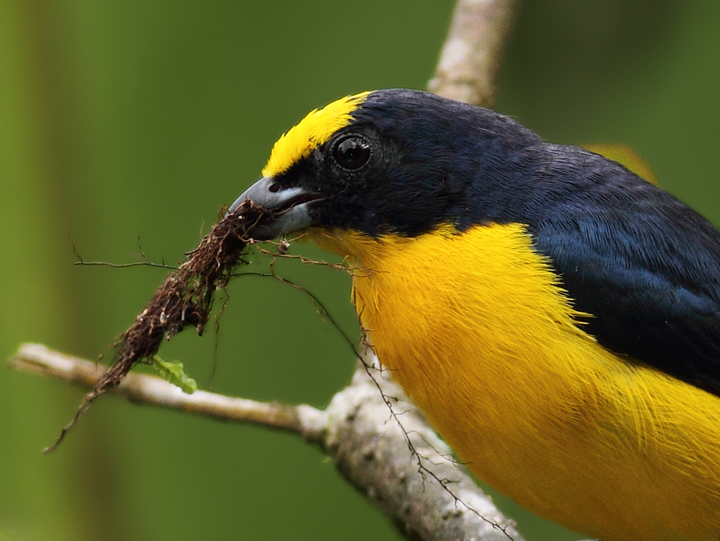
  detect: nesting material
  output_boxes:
[46,199,269,452]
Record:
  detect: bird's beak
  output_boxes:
[228,176,320,240]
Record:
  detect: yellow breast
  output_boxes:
[309,223,720,541]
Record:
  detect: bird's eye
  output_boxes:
[333,136,371,170]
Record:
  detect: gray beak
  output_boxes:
[228,176,319,240]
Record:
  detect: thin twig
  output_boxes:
[75,261,179,270]
[10,343,327,440]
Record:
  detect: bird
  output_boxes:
[230,89,720,541]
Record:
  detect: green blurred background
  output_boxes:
[1,1,719,540]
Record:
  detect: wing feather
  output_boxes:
[527,145,720,396]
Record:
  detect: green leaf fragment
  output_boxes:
[144,356,198,394]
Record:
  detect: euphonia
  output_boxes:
[231,89,720,541]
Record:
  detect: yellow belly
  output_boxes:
[309,224,720,541]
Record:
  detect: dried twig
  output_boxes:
[11,344,326,437]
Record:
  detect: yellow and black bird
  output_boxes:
[231,89,720,541]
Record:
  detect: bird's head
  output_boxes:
[230,89,541,249]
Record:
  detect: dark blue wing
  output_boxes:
[528,146,720,396]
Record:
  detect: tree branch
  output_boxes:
[9,343,327,440]
[11,343,523,541]
[428,0,517,108]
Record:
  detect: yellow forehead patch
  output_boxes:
[262,91,371,177]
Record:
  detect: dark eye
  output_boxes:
[333,136,371,170]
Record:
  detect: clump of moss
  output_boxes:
[46,199,269,452]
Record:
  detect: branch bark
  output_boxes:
[11,343,521,541]
[9,343,327,438]
[428,0,517,108]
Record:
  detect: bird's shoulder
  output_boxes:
[482,144,720,396]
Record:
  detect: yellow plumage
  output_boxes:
[262,92,370,177]
[311,223,720,541]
